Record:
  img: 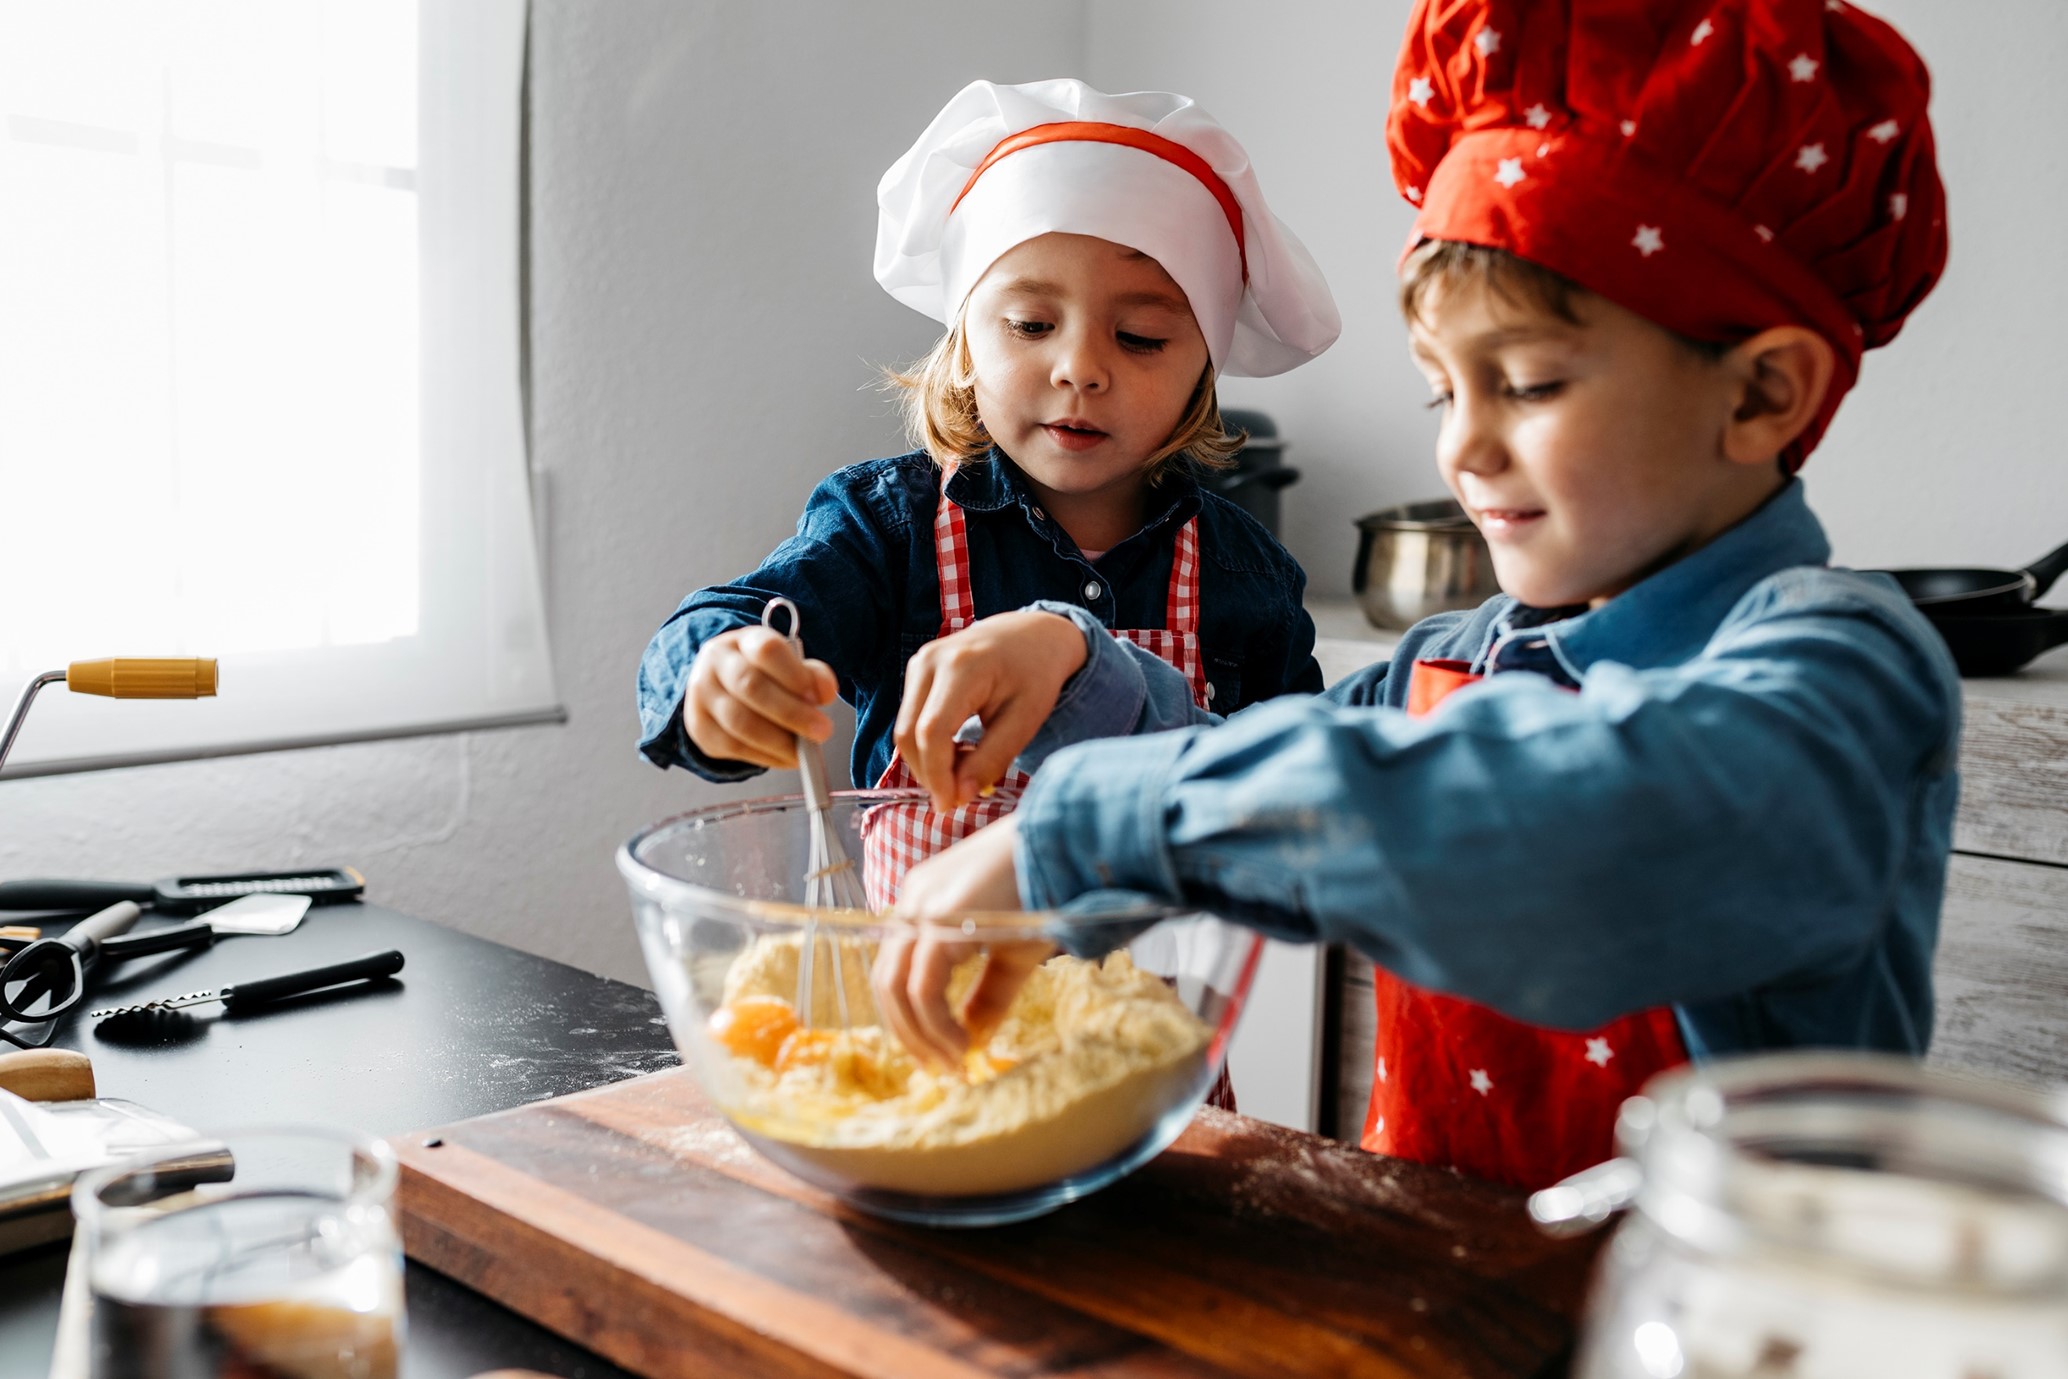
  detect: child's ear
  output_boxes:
[1720,326,1837,468]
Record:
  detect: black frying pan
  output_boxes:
[1876,538,2068,612]
[1918,607,2068,677]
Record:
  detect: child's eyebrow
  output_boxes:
[1460,325,1582,349]
[991,277,1189,315]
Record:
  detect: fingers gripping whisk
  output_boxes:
[761,598,872,1029]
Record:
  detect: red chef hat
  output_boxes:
[1388,0,1948,468]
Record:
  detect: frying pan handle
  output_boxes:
[2022,539,2068,602]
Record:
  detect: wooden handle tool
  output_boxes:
[0,1048,95,1101]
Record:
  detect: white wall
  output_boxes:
[4,0,2061,991]
[0,3,1086,985]
[1087,0,2068,585]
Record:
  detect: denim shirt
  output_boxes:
[1015,481,1963,1062]
[636,450,1322,788]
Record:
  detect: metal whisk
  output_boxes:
[761,598,871,1029]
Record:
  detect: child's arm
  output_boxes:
[890,581,1958,1043]
[892,603,1224,809]
[637,467,903,779]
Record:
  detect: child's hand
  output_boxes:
[683,625,839,770]
[894,610,1087,811]
[872,817,1053,1068]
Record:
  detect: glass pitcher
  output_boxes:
[1530,1052,2068,1379]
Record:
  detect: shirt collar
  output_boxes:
[943,449,1202,543]
[1514,479,1831,675]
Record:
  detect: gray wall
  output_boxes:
[3,1,2060,986]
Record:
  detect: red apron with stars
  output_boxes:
[857,471,1232,1109]
[1359,658,1689,1190]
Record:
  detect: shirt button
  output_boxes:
[1083,580,1102,601]
[1205,683,1217,702]
[1032,506,1047,520]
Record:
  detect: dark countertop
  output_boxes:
[0,900,680,1379]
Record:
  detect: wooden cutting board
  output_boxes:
[392,1068,1600,1379]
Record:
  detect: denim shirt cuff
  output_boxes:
[1016,601,1147,773]
[1015,730,1188,909]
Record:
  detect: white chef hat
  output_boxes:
[875,79,1340,379]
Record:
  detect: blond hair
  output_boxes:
[885,316,1244,480]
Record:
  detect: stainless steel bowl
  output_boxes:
[1352,499,1500,630]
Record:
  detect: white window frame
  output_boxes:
[0,0,559,780]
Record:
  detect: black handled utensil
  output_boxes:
[0,868,364,916]
[88,949,405,1022]
[1875,537,2068,613]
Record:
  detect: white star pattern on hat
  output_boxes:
[1621,119,1637,137]
[1408,76,1435,107]
[1754,224,1775,241]
[1789,53,1820,82]
[1493,157,1526,188]
[1868,118,1900,143]
[1692,18,1714,44]
[1633,224,1665,256]
[1796,142,1829,173]
[1585,1038,1615,1067]
[1469,1068,1494,1096]
[1525,103,1551,129]
[1476,26,1501,56]
[1890,192,1908,220]
[1405,185,1422,203]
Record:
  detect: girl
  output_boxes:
[636,77,1341,906]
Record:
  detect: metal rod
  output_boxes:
[0,671,64,777]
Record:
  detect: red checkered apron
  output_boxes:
[859,474,1233,1109]
[859,475,1207,909]
[1359,658,1689,1190]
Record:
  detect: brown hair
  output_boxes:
[1399,239,1730,361]
[884,316,1244,479]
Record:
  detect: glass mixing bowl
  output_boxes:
[618,791,1263,1227]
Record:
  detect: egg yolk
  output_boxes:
[708,995,800,1067]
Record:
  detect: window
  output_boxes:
[0,0,557,778]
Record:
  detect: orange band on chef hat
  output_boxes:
[875,79,1339,378]
[952,122,1250,282]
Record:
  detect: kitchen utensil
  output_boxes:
[394,1064,1593,1379]
[1916,606,2068,676]
[0,1050,94,1102]
[75,1126,403,1379]
[1873,537,2068,613]
[621,793,1263,1225]
[1207,409,1300,537]
[0,868,363,916]
[1530,1052,2068,1379]
[1,658,217,777]
[760,597,871,1032]
[88,948,405,1024]
[1352,498,1501,630]
[0,902,144,1045]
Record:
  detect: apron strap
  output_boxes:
[1164,516,1201,636]
[933,468,974,635]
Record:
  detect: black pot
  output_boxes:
[1918,607,2068,677]
[1204,409,1300,538]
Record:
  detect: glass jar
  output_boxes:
[1530,1052,2068,1379]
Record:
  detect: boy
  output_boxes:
[874,0,1957,1191]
